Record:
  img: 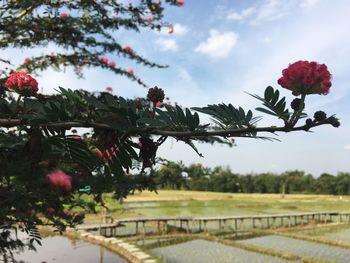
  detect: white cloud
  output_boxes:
[251,0,290,25]
[171,24,189,36]
[345,145,350,150]
[262,36,272,43]
[195,30,238,59]
[300,0,320,8]
[156,38,178,51]
[227,7,255,21]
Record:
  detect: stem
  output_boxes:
[16,95,22,112]
[16,6,34,20]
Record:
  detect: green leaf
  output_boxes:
[264,86,274,101]
[255,107,278,116]
[83,95,108,110]
[24,98,44,113]
[137,118,167,127]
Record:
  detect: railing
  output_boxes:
[77,211,350,237]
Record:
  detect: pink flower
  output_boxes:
[105,86,113,93]
[47,171,72,192]
[109,61,116,68]
[24,57,32,64]
[68,135,81,140]
[123,46,133,54]
[176,0,184,6]
[46,207,55,214]
[100,57,109,64]
[277,60,332,96]
[127,68,134,75]
[63,208,72,217]
[4,72,38,96]
[146,15,154,22]
[60,12,69,18]
[168,25,174,34]
[26,209,34,216]
[96,147,119,162]
[154,101,162,107]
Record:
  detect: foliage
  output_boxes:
[153,162,350,196]
[0,0,340,257]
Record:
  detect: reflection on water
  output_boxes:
[15,236,127,263]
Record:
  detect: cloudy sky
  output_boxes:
[1,0,349,176]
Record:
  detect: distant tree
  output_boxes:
[156,160,186,189]
[335,172,350,195]
[210,167,239,193]
[239,173,255,193]
[316,173,337,195]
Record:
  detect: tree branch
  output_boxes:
[0,118,334,138]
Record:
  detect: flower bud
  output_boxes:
[290,98,304,111]
[305,118,313,126]
[314,111,327,122]
[147,86,165,103]
[327,116,340,127]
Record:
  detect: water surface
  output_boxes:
[15,235,127,263]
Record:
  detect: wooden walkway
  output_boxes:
[77,211,350,237]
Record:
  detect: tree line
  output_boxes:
[153,161,350,195]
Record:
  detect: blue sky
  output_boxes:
[1,0,349,176]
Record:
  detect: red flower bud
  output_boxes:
[109,61,116,68]
[24,57,32,64]
[176,0,184,6]
[123,46,133,54]
[127,68,134,75]
[100,57,109,64]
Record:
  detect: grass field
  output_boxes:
[84,190,350,223]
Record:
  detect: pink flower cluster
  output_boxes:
[47,170,72,192]
[100,57,117,68]
[4,71,39,96]
[277,60,332,96]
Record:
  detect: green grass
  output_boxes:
[82,190,350,223]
